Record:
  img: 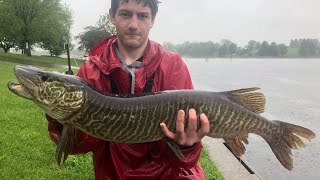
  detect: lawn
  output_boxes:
[0,59,223,180]
[0,52,83,67]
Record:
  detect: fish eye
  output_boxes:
[39,72,49,81]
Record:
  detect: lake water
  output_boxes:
[184,58,320,180]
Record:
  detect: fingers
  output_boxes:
[175,110,186,145]
[187,109,198,132]
[198,113,210,138]
[160,109,210,147]
[160,123,175,139]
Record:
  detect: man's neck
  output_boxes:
[116,41,148,65]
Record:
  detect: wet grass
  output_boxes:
[0,52,83,67]
[0,61,223,179]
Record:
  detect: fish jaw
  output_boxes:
[7,65,42,100]
[7,81,34,100]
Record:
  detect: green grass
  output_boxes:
[0,60,223,179]
[0,52,83,67]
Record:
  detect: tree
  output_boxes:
[218,44,228,57]
[0,0,20,52]
[39,4,73,56]
[97,13,116,35]
[76,13,115,52]
[258,41,270,56]
[0,0,73,56]
[278,43,288,56]
[76,26,111,52]
[269,42,279,57]
[162,42,177,52]
[229,43,237,55]
[246,40,256,52]
[299,39,317,57]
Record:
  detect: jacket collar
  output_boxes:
[88,35,164,78]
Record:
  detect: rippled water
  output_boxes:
[185,58,320,180]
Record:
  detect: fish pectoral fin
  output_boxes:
[224,134,249,157]
[222,87,266,114]
[163,137,185,161]
[55,125,76,166]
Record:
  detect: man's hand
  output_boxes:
[160,109,210,146]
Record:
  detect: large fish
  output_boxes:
[7,65,315,170]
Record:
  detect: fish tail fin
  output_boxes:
[266,121,316,170]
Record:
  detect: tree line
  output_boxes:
[163,39,320,58]
[0,0,72,56]
[1,3,319,59]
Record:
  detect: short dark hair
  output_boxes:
[111,0,159,17]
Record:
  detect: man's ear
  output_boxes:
[109,8,116,25]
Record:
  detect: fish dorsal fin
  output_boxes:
[222,87,266,114]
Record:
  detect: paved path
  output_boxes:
[202,137,261,180]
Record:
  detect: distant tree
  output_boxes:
[0,0,73,56]
[236,47,247,56]
[278,43,288,56]
[76,26,111,52]
[76,14,115,52]
[229,43,237,55]
[39,4,73,56]
[255,41,261,50]
[0,0,20,52]
[218,44,228,57]
[162,42,177,52]
[258,41,270,56]
[246,40,256,52]
[269,42,279,57]
[97,13,116,35]
[176,41,191,56]
[289,39,300,48]
[299,39,317,57]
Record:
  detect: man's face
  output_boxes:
[110,0,155,50]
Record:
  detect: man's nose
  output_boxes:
[128,16,139,31]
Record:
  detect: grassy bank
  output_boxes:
[0,60,222,179]
[0,52,83,67]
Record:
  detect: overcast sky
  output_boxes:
[62,0,320,46]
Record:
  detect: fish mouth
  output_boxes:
[7,81,34,100]
[7,65,40,100]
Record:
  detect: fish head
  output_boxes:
[7,65,85,122]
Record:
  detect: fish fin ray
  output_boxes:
[55,125,69,166]
[224,134,249,157]
[163,137,185,161]
[55,125,78,166]
[222,87,266,114]
[265,121,316,170]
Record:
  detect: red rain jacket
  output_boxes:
[48,35,205,180]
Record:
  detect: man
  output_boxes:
[47,0,210,179]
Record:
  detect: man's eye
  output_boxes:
[139,14,149,19]
[120,13,129,17]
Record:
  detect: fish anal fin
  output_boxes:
[163,137,185,161]
[223,87,266,114]
[224,134,249,157]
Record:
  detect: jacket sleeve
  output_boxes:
[161,54,203,169]
[47,62,103,154]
